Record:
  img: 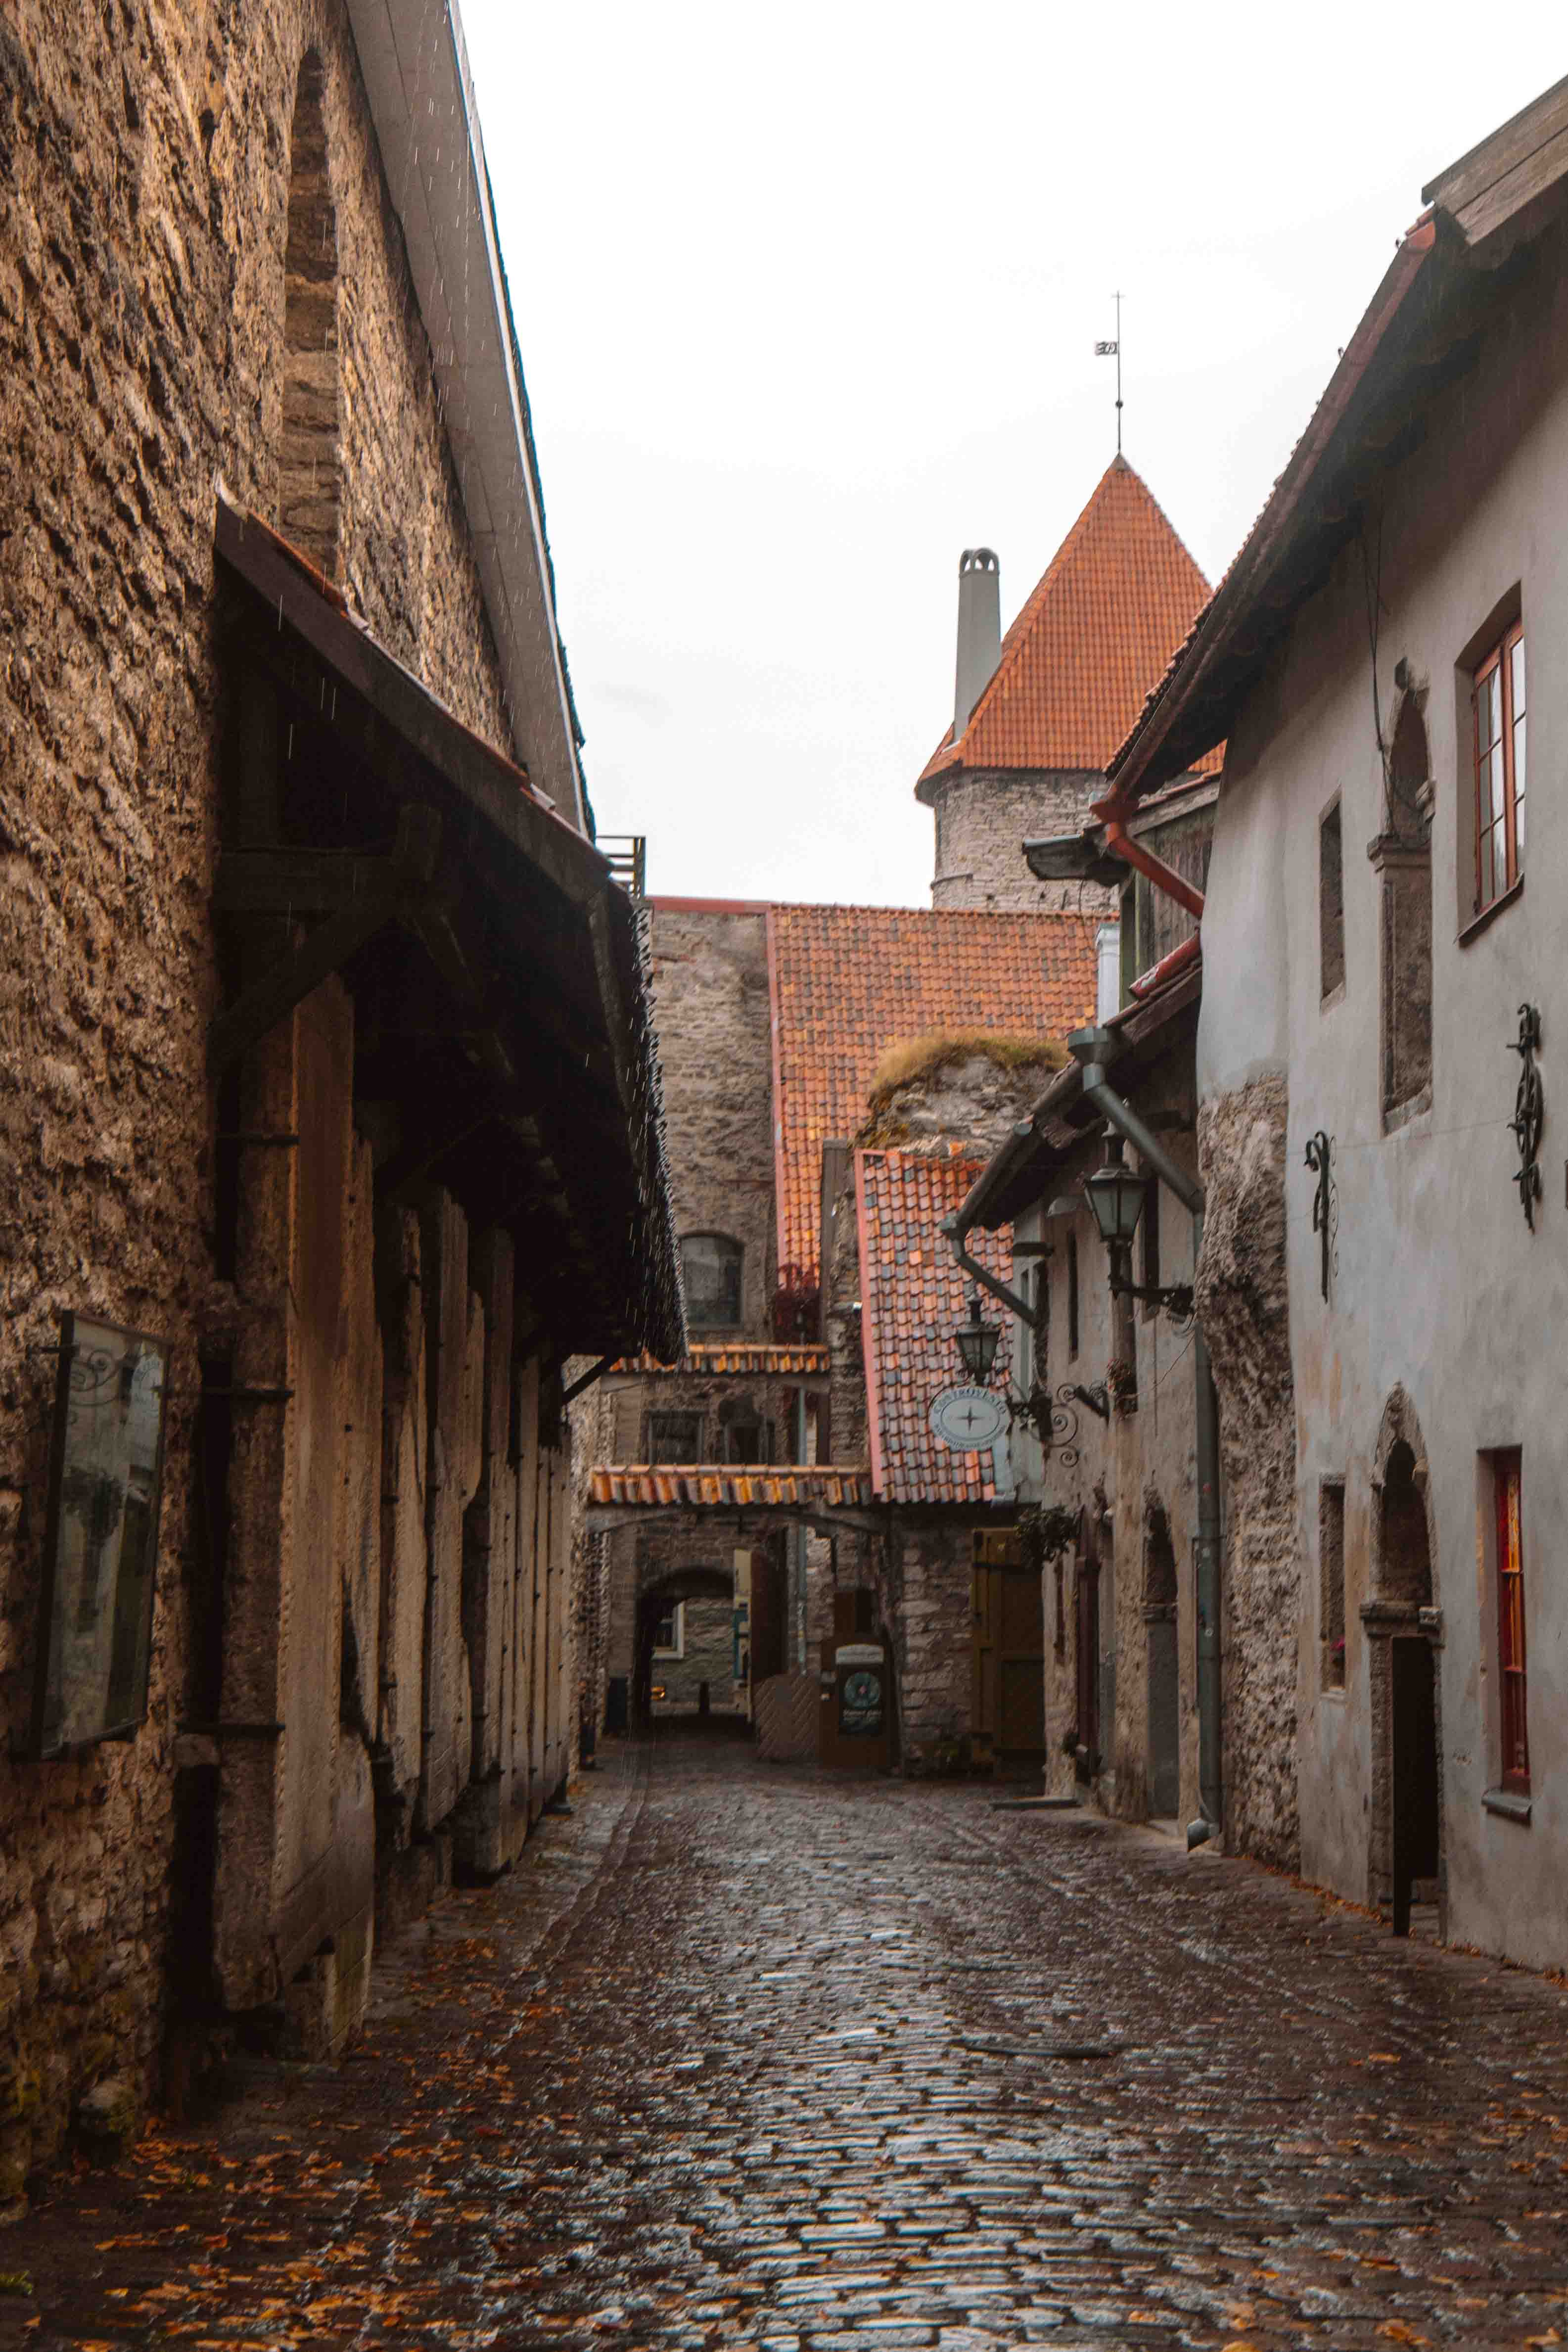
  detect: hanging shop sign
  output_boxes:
[27,1313,171,1759]
[927,1384,1008,1452]
[837,1654,885,1739]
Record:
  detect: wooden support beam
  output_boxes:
[208,806,441,1076]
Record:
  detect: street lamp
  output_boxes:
[1084,1129,1195,1321]
[952,1289,1001,1383]
[1084,1131,1150,1251]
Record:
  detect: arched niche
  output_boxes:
[1361,1384,1445,1937]
[1372,682,1433,1129]
[280,52,342,577]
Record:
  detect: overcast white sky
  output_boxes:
[460,3,1564,908]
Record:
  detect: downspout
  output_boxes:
[941,1125,1042,1331]
[1091,800,1206,922]
[1074,1042,1223,1849]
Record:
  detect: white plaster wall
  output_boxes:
[1198,245,1568,1969]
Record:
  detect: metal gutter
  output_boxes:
[344,0,588,828]
[1070,1036,1221,1844]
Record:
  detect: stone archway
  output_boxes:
[633,1566,736,1728]
[1362,1386,1444,1937]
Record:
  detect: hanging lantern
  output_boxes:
[952,1288,1002,1384]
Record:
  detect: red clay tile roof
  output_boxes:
[767,905,1097,1288]
[918,456,1219,790]
[611,1343,831,1376]
[856,1150,1014,1506]
[587,1465,875,1511]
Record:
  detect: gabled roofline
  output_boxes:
[345,0,588,829]
[1107,77,1568,808]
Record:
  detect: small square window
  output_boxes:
[1067,1232,1080,1361]
[648,1412,702,1465]
[1320,1480,1345,1691]
[1319,800,1345,1001]
[681,1234,742,1331]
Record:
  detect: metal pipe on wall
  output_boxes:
[1078,1057,1223,1847]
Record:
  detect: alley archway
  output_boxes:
[634,1567,738,1729]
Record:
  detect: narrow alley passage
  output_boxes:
[14,1739,1568,2352]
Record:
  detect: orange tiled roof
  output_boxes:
[857,1150,1014,1507]
[768,904,1097,1287]
[587,1465,875,1511]
[919,456,1219,788]
[611,1343,831,1376]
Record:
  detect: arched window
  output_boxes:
[1376,692,1433,1128]
[681,1233,742,1332]
[280,53,341,577]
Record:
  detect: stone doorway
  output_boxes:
[1144,1498,1180,1818]
[1361,1389,1444,1938]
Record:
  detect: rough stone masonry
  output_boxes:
[0,0,546,2204]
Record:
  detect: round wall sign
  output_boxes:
[927,1384,1008,1451]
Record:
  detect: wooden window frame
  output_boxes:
[1472,622,1525,920]
[1494,1449,1528,1794]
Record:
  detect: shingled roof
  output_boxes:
[768,905,1097,1289]
[857,1150,1014,1506]
[918,456,1218,794]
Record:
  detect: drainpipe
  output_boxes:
[793,1382,809,1667]
[941,1126,1042,1331]
[1071,1034,1223,1849]
[1090,797,1206,922]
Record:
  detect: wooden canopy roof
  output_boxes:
[213,495,684,1364]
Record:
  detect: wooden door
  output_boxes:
[972,1531,1045,1768]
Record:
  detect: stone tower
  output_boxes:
[918,456,1215,912]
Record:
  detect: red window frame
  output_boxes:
[1472,622,1525,917]
[1494,1450,1528,1793]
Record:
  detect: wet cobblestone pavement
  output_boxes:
[10,1734,1568,2349]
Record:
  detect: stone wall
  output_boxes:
[1196,1073,1299,1869]
[0,0,560,2198]
[880,1526,972,1768]
[928,770,1117,913]
[646,906,776,1331]
[650,1597,736,1714]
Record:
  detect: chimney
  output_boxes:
[953,547,1001,743]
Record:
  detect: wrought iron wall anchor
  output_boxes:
[1007,1379,1096,1468]
[1508,1003,1544,1230]
[1305,1130,1333,1300]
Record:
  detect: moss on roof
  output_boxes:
[866,1028,1068,1110]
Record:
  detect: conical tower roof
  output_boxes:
[919,455,1216,795]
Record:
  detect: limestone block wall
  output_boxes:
[0,0,576,2189]
[881,1526,971,1767]
[1196,1074,1299,1869]
[650,1598,737,1713]
[646,906,776,1331]
[929,770,1117,913]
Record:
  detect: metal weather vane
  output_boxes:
[1095,292,1123,454]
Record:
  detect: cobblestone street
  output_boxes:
[11,1735,1568,2351]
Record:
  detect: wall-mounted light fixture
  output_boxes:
[951,1289,1002,1384]
[1084,1131,1194,1319]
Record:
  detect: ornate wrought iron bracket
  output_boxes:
[1304,1129,1334,1301]
[1508,1003,1543,1231]
[1005,1379,1098,1469]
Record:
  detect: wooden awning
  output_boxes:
[212,496,683,1363]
